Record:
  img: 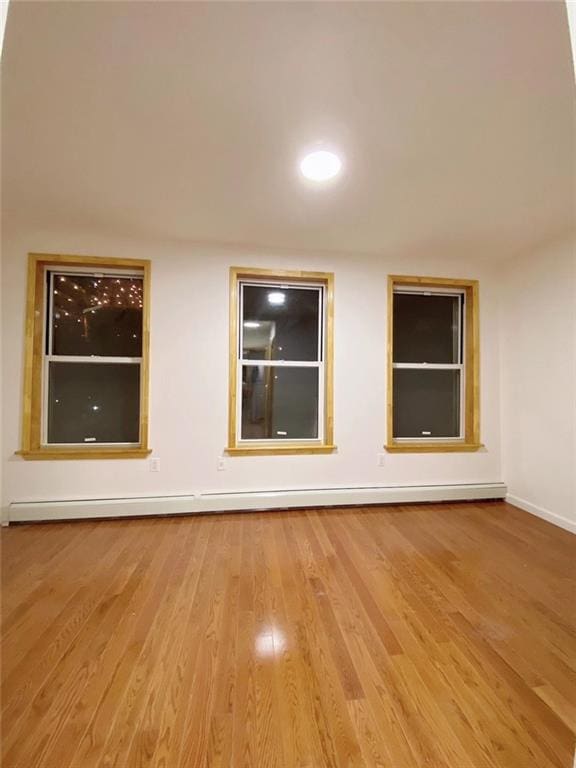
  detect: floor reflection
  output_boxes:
[255,625,286,658]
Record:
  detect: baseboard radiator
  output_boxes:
[7,482,507,523]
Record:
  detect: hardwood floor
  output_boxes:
[1,501,575,767]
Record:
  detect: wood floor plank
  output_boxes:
[3,522,165,767]
[1,500,575,768]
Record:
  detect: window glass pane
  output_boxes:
[47,362,140,444]
[51,274,143,357]
[393,293,460,364]
[393,369,460,438]
[241,366,319,440]
[242,285,320,362]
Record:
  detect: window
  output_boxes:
[227,267,335,455]
[386,275,480,453]
[20,254,151,459]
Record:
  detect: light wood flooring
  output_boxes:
[2,501,575,767]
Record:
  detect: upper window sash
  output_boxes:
[238,280,324,365]
[47,268,144,359]
[392,288,465,367]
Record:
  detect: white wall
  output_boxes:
[1,226,503,509]
[500,233,576,531]
[0,209,3,521]
[0,66,5,522]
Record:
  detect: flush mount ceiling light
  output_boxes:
[267,291,286,306]
[299,149,343,182]
[243,321,261,328]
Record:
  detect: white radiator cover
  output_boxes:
[7,482,506,523]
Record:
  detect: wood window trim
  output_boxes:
[226,266,336,456]
[17,253,152,460]
[385,274,481,454]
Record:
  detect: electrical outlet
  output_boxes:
[150,457,160,472]
[217,456,226,471]
[377,453,386,467]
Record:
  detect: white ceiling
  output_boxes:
[3,1,575,260]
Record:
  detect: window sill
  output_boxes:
[226,444,337,457]
[385,442,483,454]
[16,447,152,460]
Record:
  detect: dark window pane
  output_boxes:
[393,293,460,364]
[51,274,143,357]
[241,366,318,440]
[47,362,140,444]
[242,285,320,361]
[393,369,460,438]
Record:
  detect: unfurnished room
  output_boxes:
[1,1,575,767]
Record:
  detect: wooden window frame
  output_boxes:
[226,267,336,456]
[18,253,152,460]
[386,275,481,453]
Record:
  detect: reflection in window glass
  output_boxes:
[393,293,460,364]
[47,362,140,444]
[51,274,143,357]
[241,366,319,440]
[242,285,320,362]
[393,368,460,438]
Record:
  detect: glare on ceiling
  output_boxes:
[300,150,342,182]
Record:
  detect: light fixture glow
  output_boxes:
[243,321,261,329]
[267,291,285,306]
[300,150,342,182]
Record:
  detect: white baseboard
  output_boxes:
[8,482,506,523]
[506,494,576,535]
